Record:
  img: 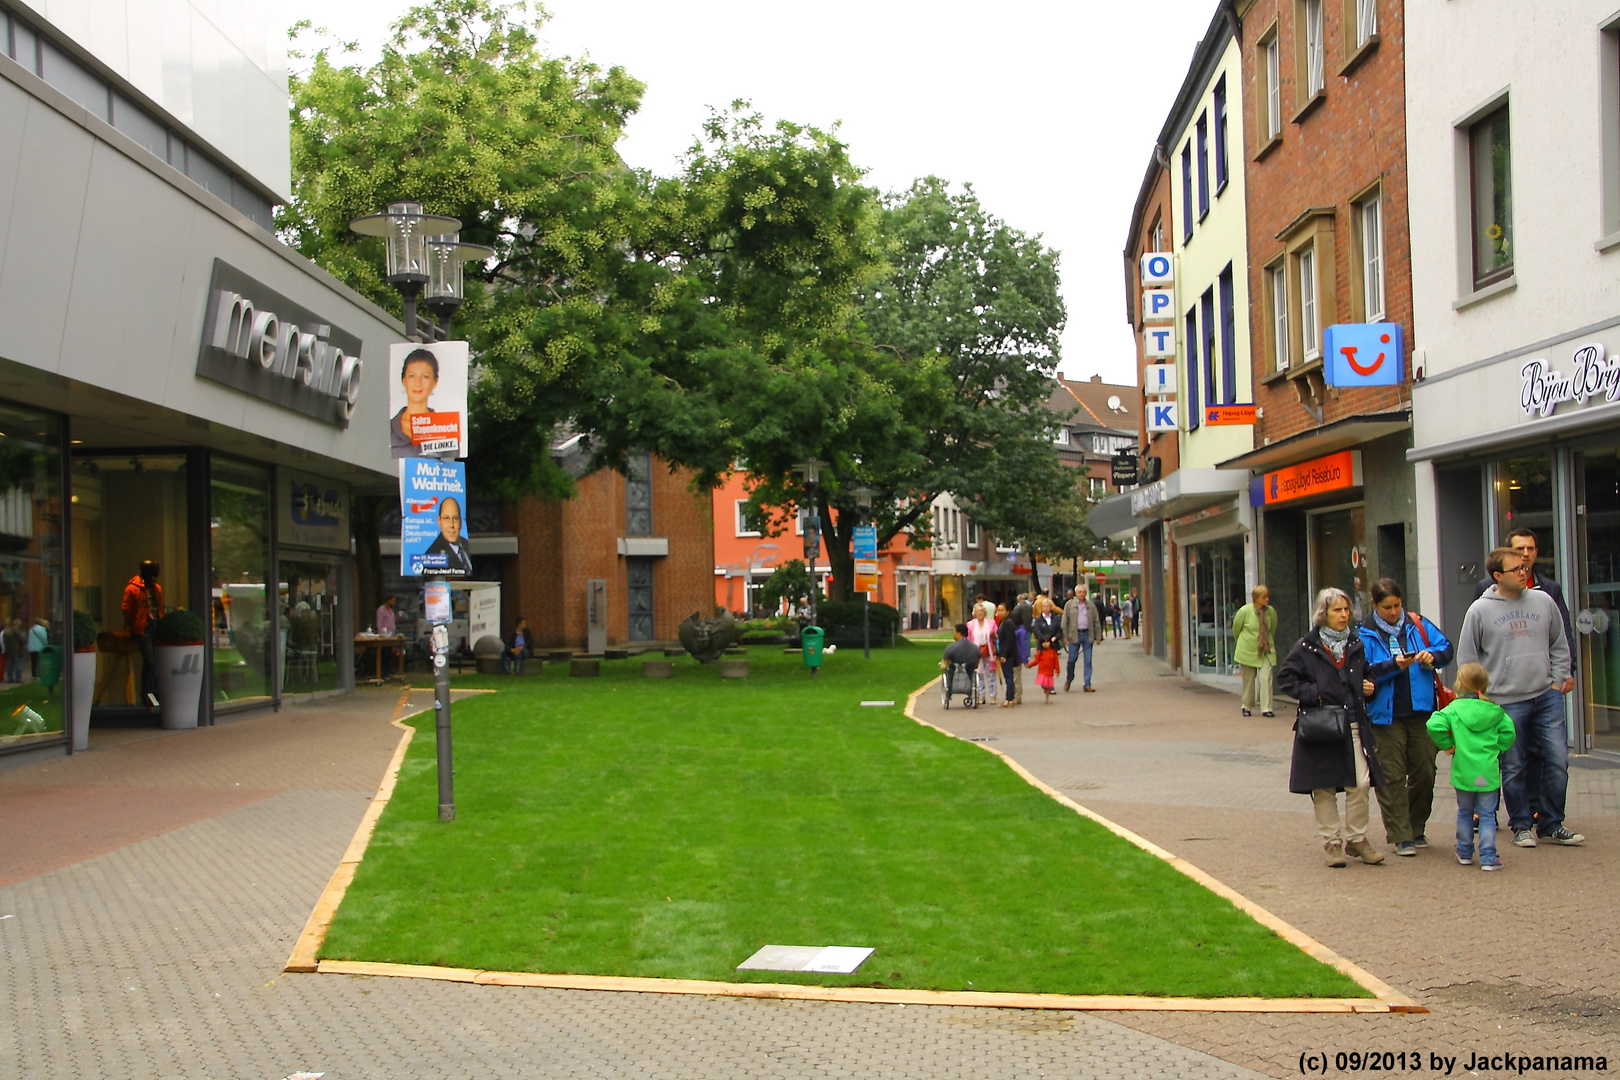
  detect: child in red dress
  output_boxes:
[1032,639,1061,703]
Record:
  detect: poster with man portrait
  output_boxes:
[388,341,469,459]
[400,458,471,578]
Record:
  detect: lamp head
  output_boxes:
[349,201,461,288]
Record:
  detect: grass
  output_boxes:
[321,644,1369,998]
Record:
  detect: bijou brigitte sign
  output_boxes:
[195,259,364,426]
[1519,342,1619,418]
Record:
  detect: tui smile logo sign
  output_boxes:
[1324,323,1404,387]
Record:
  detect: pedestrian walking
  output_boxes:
[1232,585,1278,717]
[995,603,1019,708]
[1062,584,1103,692]
[1031,596,1062,650]
[1109,597,1123,638]
[1032,637,1060,702]
[1120,594,1135,639]
[27,617,47,679]
[968,602,998,704]
[1426,663,1517,870]
[1359,578,1453,857]
[1457,546,1584,847]
[1012,605,1030,704]
[1129,588,1141,637]
[1277,587,1387,868]
[2,618,24,684]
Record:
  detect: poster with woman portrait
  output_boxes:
[388,341,469,459]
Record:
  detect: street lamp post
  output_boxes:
[793,458,828,632]
[348,201,463,822]
[348,201,461,341]
[852,485,875,659]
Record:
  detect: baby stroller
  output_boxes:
[941,660,980,709]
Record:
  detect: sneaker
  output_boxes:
[1513,829,1538,848]
[1325,841,1348,868]
[1481,859,1503,871]
[1456,853,1472,866]
[1345,839,1386,865]
[1413,835,1429,849]
[1543,826,1585,846]
[1394,841,1417,857]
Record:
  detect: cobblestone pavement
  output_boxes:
[1,684,1270,1079]
[915,638,1619,1078]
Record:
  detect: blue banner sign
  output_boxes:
[400,458,471,578]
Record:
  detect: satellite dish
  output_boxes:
[1106,395,1123,411]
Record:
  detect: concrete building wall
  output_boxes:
[13,0,290,198]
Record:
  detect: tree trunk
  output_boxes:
[1029,549,1044,596]
[820,492,854,603]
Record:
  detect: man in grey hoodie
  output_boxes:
[1457,546,1584,848]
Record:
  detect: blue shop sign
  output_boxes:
[1324,323,1404,387]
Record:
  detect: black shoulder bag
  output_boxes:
[1295,651,1353,744]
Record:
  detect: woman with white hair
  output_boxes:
[1276,587,1387,868]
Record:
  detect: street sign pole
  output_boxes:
[430,620,454,821]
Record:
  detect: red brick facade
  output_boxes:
[512,461,714,650]
[1241,0,1413,441]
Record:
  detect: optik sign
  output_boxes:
[1323,323,1404,387]
[1140,252,1177,433]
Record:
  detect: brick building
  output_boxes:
[508,450,715,651]
[1226,0,1416,650]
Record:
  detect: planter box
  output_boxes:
[570,658,601,678]
[642,659,672,679]
[71,648,96,751]
[155,643,204,729]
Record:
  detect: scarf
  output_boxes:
[1255,604,1271,657]
[1319,624,1351,663]
[1373,609,1404,638]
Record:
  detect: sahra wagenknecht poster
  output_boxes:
[389,340,469,459]
[400,458,472,578]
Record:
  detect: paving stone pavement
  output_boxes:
[917,637,1620,1078]
[1,683,1271,1079]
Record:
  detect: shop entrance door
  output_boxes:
[278,553,343,695]
[1188,538,1243,674]
[1575,449,1620,752]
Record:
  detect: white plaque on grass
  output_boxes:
[737,945,874,973]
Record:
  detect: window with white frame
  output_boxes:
[995,537,1015,553]
[1089,477,1107,498]
[1054,427,1070,445]
[1266,36,1281,137]
[1299,247,1320,360]
[734,500,760,537]
[1304,0,1325,97]
[966,519,980,547]
[1270,264,1290,371]
[1356,0,1377,48]
[1360,194,1385,321]
[1151,217,1163,253]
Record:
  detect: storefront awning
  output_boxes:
[1216,412,1410,472]
[1406,397,1620,462]
[1086,468,1250,541]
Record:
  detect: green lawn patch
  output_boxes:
[322,645,1369,998]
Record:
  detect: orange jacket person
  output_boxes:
[122,560,164,707]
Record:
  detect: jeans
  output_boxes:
[1499,689,1570,835]
[1066,639,1094,688]
[501,650,523,675]
[1455,788,1500,864]
[1001,659,1017,701]
[4,656,20,683]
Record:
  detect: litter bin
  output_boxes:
[801,625,825,672]
[38,644,63,691]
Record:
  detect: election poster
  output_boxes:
[853,524,879,595]
[389,340,469,459]
[400,458,471,578]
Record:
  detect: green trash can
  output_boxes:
[38,644,63,691]
[801,625,825,670]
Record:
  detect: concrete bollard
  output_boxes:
[570,657,601,678]
[720,658,749,679]
[643,659,673,679]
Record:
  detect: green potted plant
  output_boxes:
[70,611,97,751]
[153,609,206,730]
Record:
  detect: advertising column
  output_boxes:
[391,341,470,821]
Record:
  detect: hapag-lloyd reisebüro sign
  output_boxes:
[195,259,364,426]
[1520,342,1618,418]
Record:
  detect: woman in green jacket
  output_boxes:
[1232,585,1279,716]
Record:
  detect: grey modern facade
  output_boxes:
[0,1,398,764]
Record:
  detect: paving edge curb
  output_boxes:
[285,676,1425,1014]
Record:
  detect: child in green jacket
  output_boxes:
[1426,663,1517,870]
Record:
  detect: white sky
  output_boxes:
[282,0,1218,386]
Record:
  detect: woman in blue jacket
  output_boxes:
[1359,577,1454,857]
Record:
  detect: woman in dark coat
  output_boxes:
[995,603,1019,708]
[1276,586,1388,868]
